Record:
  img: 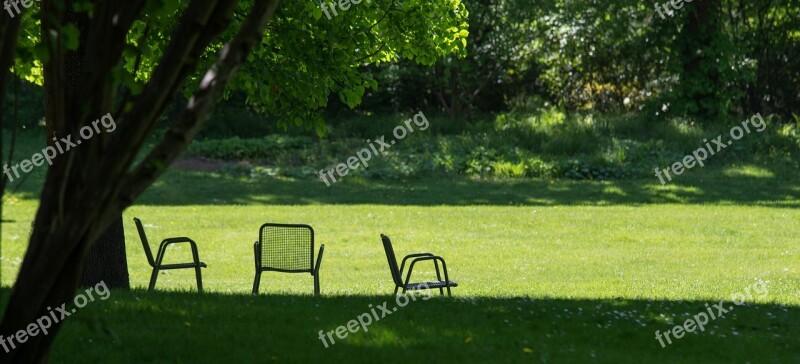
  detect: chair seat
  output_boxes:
[405,280,458,290]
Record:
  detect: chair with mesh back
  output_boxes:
[134,217,207,292]
[253,223,325,296]
[381,234,458,296]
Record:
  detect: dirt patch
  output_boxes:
[172,157,231,173]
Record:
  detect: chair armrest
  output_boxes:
[314,244,325,274]
[404,256,451,289]
[400,253,434,275]
[156,237,199,265]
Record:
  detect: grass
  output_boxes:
[29,292,800,363]
[0,126,799,362]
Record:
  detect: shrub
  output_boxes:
[186,111,799,182]
[188,135,313,161]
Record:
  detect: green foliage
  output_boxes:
[360,0,539,117]
[9,0,469,135]
[186,111,800,182]
[326,112,467,139]
[1,77,45,129]
[222,0,469,132]
[197,96,285,138]
[10,0,798,131]
[359,0,800,122]
[187,135,313,161]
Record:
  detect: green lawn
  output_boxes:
[1,163,799,362]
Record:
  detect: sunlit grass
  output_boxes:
[1,128,799,362]
[722,164,775,178]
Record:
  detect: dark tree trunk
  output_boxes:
[680,0,723,122]
[80,218,129,289]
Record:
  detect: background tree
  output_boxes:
[673,0,729,121]
[359,0,798,123]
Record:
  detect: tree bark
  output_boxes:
[80,218,129,289]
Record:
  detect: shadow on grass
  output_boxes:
[7,164,800,207]
[18,289,794,363]
[116,168,800,207]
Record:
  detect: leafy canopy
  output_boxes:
[11,0,470,135]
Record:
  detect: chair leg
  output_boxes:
[190,244,203,293]
[446,286,452,297]
[313,273,320,297]
[148,267,159,291]
[252,271,262,295]
[195,265,203,293]
[393,286,399,295]
[434,260,444,296]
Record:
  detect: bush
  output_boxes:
[186,111,800,181]
[188,135,313,161]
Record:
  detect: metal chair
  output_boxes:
[253,223,325,296]
[380,234,457,296]
[133,217,207,292]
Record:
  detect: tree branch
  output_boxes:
[117,0,280,209]
[105,0,238,171]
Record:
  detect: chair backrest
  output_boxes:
[133,217,156,267]
[380,234,403,286]
[258,223,314,272]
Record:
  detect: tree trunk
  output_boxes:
[80,218,129,289]
[0,1,116,360]
[680,0,723,122]
[0,1,280,361]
